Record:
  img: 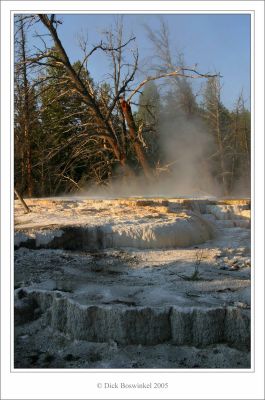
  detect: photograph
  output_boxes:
[13,12,252,371]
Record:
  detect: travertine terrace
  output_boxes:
[14,197,251,369]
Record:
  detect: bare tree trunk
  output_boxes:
[243,118,250,172]
[20,19,33,197]
[14,188,30,213]
[40,156,45,195]
[120,98,153,180]
[230,109,239,191]
[20,144,25,192]
[215,107,228,196]
[204,77,229,196]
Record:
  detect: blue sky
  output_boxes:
[28,13,251,110]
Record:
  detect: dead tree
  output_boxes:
[120,97,153,180]
[36,15,135,175]
[15,16,34,196]
[26,14,219,184]
[14,188,30,213]
[144,19,198,116]
[230,92,251,191]
[203,77,230,195]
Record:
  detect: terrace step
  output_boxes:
[15,289,250,349]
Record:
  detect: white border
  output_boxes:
[1,1,264,399]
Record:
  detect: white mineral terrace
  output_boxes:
[14,197,251,368]
[14,197,250,249]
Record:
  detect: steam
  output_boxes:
[155,114,221,197]
[81,112,250,199]
[81,116,221,199]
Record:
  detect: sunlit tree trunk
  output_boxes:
[120,98,153,180]
[19,18,33,197]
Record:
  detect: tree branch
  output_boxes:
[127,68,221,103]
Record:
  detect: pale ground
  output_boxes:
[14,197,251,369]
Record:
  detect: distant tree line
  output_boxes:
[14,15,250,197]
